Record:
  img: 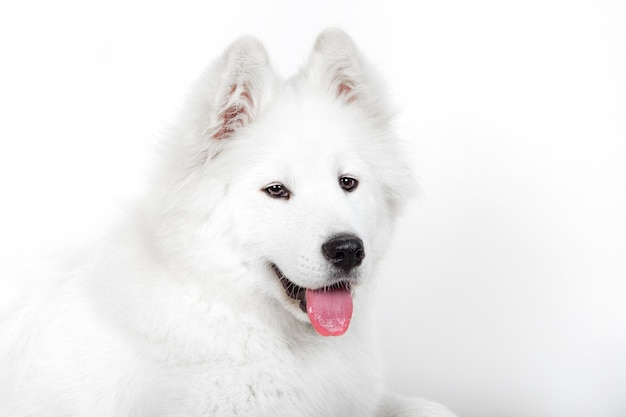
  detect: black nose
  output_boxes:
[322,234,365,272]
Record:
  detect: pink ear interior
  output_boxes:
[337,81,357,104]
[212,84,253,140]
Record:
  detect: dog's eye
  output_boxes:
[264,183,290,199]
[339,176,358,192]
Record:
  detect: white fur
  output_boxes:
[0,29,456,417]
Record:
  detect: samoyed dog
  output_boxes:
[0,29,455,417]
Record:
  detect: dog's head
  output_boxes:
[146,29,416,336]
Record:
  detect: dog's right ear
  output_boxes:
[205,37,271,140]
[303,28,390,123]
[306,29,367,106]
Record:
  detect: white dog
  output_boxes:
[0,29,456,417]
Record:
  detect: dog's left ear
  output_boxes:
[305,29,376,107]
[206,37,271,140]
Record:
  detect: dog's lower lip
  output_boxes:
[271,264,352,314]
[272,264,307,312]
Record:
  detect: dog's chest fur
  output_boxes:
[4,268,381,417]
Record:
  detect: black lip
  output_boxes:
[272,264,307,312]
[271,264,352,313]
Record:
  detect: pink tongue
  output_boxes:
[305,287,353,336]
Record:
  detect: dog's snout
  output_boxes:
[322,234,365,272]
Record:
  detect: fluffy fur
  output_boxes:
[0,29,456,417]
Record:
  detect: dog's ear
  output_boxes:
[206,37,271,140]
[306,29,369,105]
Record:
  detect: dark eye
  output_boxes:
[264,183,290,199]
[339,176,358,192]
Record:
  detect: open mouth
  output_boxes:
[271,264,354,336]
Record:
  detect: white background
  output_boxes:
[1,1,625,417]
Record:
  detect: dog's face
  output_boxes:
[149,30,415,336]
[226,93,383,331]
